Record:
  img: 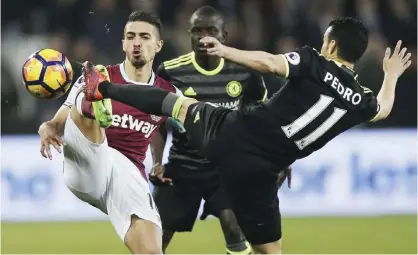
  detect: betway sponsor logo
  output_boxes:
[112,114,157,138]
[213,99,240,110]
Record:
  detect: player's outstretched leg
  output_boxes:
[219,210,252,254]
[82,61,195,125]
[62,64,114,225]
[70,64,113,144]
[124,215,162,254]
[70,93,105,144]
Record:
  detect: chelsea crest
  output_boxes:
[226,81,242,98]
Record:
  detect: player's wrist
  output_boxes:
[43,120,59,129]
[383,72,400,88]
[222,45,233,58]
[384,71,400,80]
[152,162,162,167]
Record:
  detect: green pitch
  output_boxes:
[2,216,416,254]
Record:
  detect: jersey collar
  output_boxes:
[191,51,224,76]
[119,61,155,85]
[332,60,359,80]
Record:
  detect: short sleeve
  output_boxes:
[156,62,183,97]
[63,75,83,107]
[157,76,183,96]
[247,72,268,102]
[281,46,320,79]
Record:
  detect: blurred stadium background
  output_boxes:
[1,0,417,254]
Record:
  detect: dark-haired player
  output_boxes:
[150,6,265,254]
[38,11,181,253]
[82,17,412,254]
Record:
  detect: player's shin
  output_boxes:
[70,97,105,144]
[98,81,189,120]
[75,92,94,119]
[220,210,252,254]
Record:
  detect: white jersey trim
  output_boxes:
[119,62,155,85]
[63,75,84,107]
[172,85,183,96]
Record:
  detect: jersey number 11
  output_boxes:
[281,95,346,150]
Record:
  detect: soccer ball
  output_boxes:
[22,49,73,99]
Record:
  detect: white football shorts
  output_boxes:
[62,114,161,241]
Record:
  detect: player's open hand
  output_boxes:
[278,166,292,189]
[149,163,173,186]
[383,40,412,78]
[38,121,65,160]
[199,36,227,57]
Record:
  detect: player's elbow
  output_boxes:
[378,108,392,120]
[378,100,395,119]
[370,107,391,122]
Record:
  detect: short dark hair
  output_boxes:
[193,5,224,20]
[191,5,225,29]
[328,17,369,63]
[125,10,163,38]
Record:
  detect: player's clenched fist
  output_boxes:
[38,121,65,160]
[149,163,173,186]
[383,40,412,78]
[200,36,227,57]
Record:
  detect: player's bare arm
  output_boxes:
[38,105,68,159]
[149,125,173,186]
[200,36,289,77]
[150,125,167,167]
[371,40,412,122]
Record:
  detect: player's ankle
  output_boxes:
[226,240,252,254]
[75,91,95,119]
[97,80,112,98]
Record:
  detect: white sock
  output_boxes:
[75,92,85,116]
